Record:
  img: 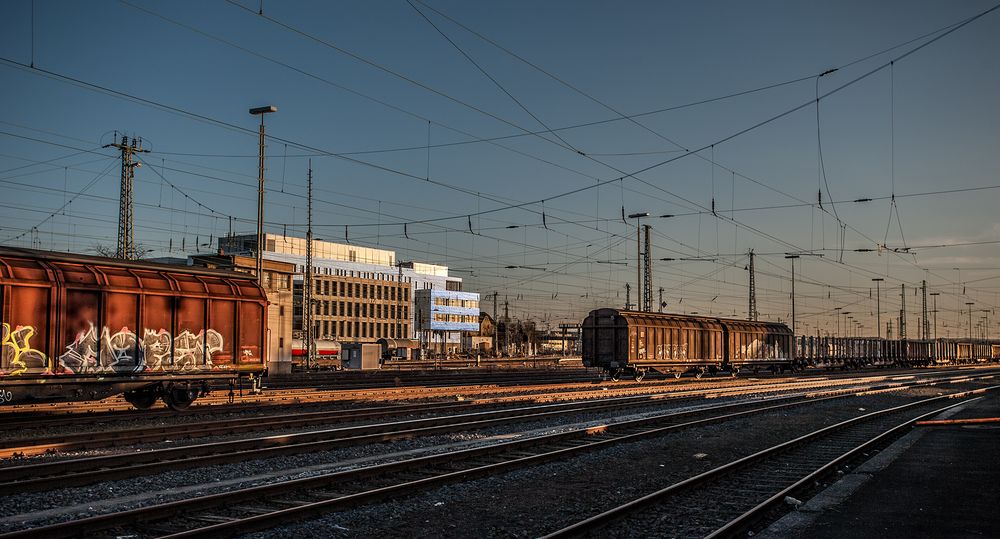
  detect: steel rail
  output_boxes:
[0,387,865,538]
[0,375,893,491]
[541,387,997,538]
[1,372,936,459]
[1,376,993,539]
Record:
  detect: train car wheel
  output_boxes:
[123,387,159,410]
[695,368,705,379]
[730,367,740,377]
[609,369,622,382]
[633,369,646,382]
[163,385,197,411]
[673,371,682,379]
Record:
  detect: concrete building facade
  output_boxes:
[296,273,411,343]
[219,234,478,348]
[415,289,480,354]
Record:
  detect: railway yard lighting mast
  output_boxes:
[627,212,649,311]
[872,278,884,338]
[929,292,940,340]
[784,255,800,334]
[250,105,277,283]
[966,302,975,341]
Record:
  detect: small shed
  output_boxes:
[341,343,382,370]
[377,338,420,360]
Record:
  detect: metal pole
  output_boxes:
[627,212,649,310]
[791,260,795,334]
[785,255,800,334]
[872,278,883,339]
[966,302,974,341]
[636,219,641,309]
[256,116,265,282]
[305,161,314,370]
[930,292,940,341]
[250,105,277,283]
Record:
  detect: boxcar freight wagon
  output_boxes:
[0,247,267,410]
[582,308,794,380]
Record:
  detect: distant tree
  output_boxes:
[92,243,151,259]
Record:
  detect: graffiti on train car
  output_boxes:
[1,323,48,375]
[1,322,230,375]
[738,339,786,359]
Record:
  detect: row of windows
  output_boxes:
[313,320,410,340]
[433,298,479,309]
[312,280,410,301]
[432,314,479,324]
[314,301,409,319]
[298,266,412,283]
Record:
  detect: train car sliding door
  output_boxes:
[208,300,236,368]
[143,295,173,371]
[238,301,264,367]
[3,285,50,375]
[59,289,100,374]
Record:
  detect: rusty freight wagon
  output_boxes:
[0,247,267,410]
[582,308,794,380]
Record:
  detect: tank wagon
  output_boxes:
[0,247,266,410]
[582,308,794,380]
[291,338,341,369]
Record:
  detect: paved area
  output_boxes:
[762,391,1000,538]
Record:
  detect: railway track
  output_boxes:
[2,366,978,434]
[2,369,978,463]
[0,370,596,417]
[543,390,992,538]
[1,375,995,538]
[0,374,912,491]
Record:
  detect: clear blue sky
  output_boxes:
[2,0,999,335]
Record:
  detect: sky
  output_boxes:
[1,0,999,336]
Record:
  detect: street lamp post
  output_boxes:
[834,307,842,337]
[785,255,800,334]
[872,278,884,339]
[250,105,277,283]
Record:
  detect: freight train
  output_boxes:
[582,308,1000,380]
[0,247,267,410]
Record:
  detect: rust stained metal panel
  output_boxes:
[54,263,101,287]
[208,299,236,367]
[132,269,173,291]
[2,257,49,283]
[142,295,173,370]
[4,285,52,374]
[235,281,266,301]
[173,273,209,294]
[238,301,264,365]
